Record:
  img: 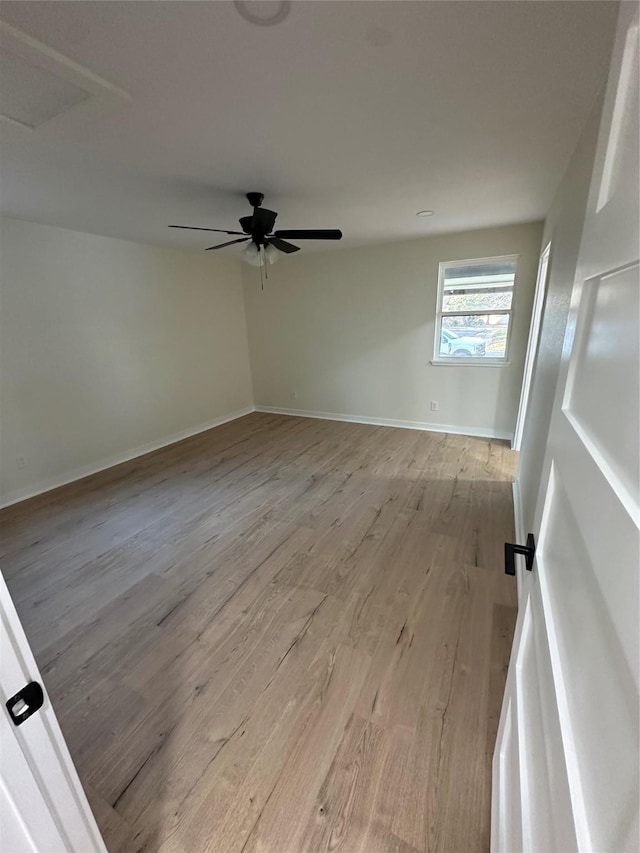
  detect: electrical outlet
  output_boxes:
[290,390,297,401]
[430,400,439,412]
[17,455,26,469]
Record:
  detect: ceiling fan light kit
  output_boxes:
[169,193,342,284]
[264,243,282,265]
[241,241,280,265]
[241,242,261,266]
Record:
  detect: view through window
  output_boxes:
[435,256,518,361]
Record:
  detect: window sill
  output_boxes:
[430,359,511,368]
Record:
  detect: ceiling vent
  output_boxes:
[0,48,91,128]
[0,20,131,131]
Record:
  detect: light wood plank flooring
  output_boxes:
[1,413,518,853]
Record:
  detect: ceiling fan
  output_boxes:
[169,192,342,262]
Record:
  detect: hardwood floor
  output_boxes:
[0,413,518,853]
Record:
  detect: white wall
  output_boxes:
[0,217,253,505]
[0,214,552,507]
[243,222,543,439]
[516,93,603,532]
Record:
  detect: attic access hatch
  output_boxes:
[0,20,130,131]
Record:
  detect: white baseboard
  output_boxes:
[0,405,256,509]
[2,403,513,509]
[255,405,513,441]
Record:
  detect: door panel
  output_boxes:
[563,263,639,508]
[542,431,639,679]
[537,462,638,851]
[493,694,523,852]
[523,582,576,853]
[515,597,556,853]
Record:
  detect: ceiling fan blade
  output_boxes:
[273,229,342,240]
[169,225,245,235]
[268,237,300,254]
[205,238,250,251]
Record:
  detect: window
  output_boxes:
[433,255,518,364]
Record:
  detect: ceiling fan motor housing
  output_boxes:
[240,207,278,245]
[246,192,264,208]
[239,215,254,234]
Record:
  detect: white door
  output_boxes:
[492,3,640,852]
[0,572,106,852]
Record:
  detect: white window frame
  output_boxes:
[432,254,519,367]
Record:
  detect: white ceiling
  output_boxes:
[0,1,618,253]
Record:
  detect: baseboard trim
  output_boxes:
[2,403,513,509]
[255,405,513,441]
[0,405,256,509]
[512,478,525,604]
